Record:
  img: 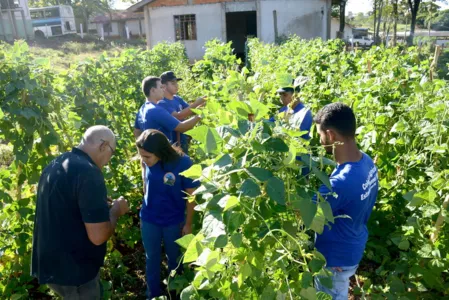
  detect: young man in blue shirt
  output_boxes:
[313,103,378,300]
[270,81,313,140]
[133,76,201,142]
[157,71,206,153]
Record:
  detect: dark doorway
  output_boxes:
[226,11,257,61]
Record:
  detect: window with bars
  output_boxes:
[174,14,197,41]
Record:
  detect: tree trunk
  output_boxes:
[376,0,384,44]
[407,0,421,45]
[374,0,378,40]
[338,0,346,39]
[393,0,398,46]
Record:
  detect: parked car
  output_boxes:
[352,36,375,47]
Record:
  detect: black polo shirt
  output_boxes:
[31,148,110,286]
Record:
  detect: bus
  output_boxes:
[30,5,76,38]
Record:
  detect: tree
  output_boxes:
[406,0,448,45]
[339,0,347,38]
[393,0,399,46]
[432,9,449,30]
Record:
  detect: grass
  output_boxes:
[27,34,147,72]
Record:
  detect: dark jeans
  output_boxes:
[141,221,182,299]
[48,272,102,299]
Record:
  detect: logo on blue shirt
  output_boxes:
[163,172,176,186]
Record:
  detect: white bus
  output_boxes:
[30,5,76,38]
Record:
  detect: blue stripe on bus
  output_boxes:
[32,18,61,26]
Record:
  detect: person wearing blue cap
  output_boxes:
[157,71,206,154]
[270,79,313,140]
[133,76,201,143]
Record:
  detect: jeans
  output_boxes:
[48,272,102,300]
[315,265,358,300]
[141,221,182,299]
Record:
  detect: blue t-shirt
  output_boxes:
[314,152,378,267]
[158,95,190,147]
[270,103,313,139]
[140,155,200,226]
[134,101,180,143]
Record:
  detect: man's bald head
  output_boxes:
[80,125,116,148]
[78,125,116,169]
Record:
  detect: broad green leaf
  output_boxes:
[310,206,326,234]
[309,258,325,273]
[300,287,317,300]
[184,234,205,263]
[213,154,232,168]
[266,177,285,205]
[202,210,226,239]
[276,73,294,87]
[214,235,228,248]
[319,202,334,224]
[246,167,273,182]
[300,272,313,288]
[176,234,195,249]
[292,198,317,228]
[238,263,252,287]
[180,164,202,180]
[261,285,276,299]
[180,285,198,300]
[312,167,332,190]
[398,239,410,251]
[239,178,261,197]
[0,108,4,119]
[263,138,289,152]
[230,233,243,247]
[223,195,240,211]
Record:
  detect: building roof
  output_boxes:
[127,0,155,12]
[91,11,144,23]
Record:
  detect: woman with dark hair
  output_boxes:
[136,129,199,299]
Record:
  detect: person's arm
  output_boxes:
[78,174,129,246]
[172,97,206,120]
[174,115,201,133]
[134,111,143,139]
[141,159,146,195]
[85,198,129,245]
[134,128,142,139]
[182,187,196,235]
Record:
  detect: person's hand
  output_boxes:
[182,223,192,236]
[193,96,207,108]
[112,196,129,217]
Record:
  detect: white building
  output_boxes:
[128,0,342,60]
[91,11,145,38]
[330,17,353,40]
[0,0,34,41]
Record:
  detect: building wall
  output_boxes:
[259,0,330,43]
[96,21,120,37]
[330,18,353,40]
[148,3,223,60]
[95,20,145,38]
[0,0,33,41]
[127,19,145,36]
[143,0,331,59]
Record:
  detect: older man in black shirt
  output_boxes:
[31,125,129,299]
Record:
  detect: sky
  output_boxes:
[113,0,449,13]
[346,0,449,15]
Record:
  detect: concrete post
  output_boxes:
[144,6,151,49]
[125,24,130,39]
[100,24,104,40]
